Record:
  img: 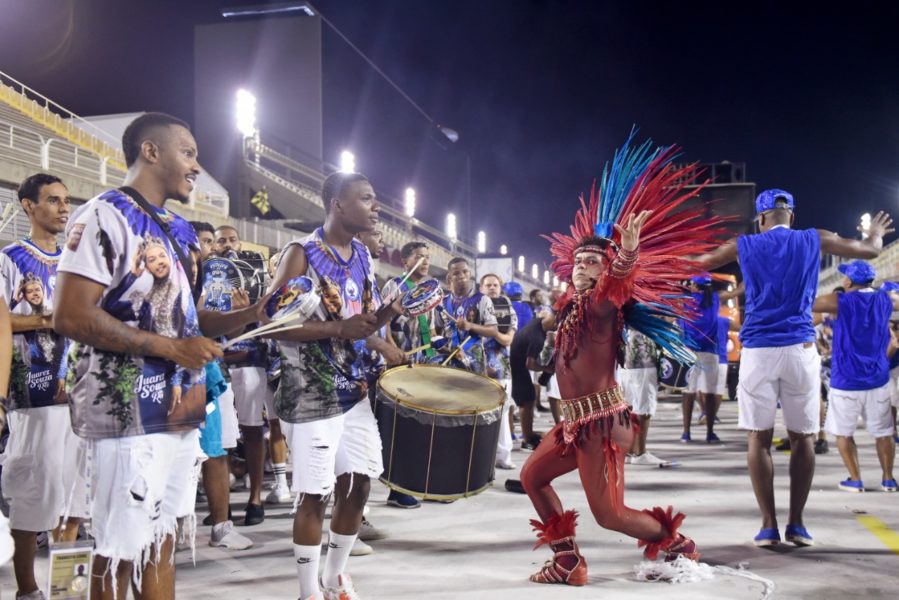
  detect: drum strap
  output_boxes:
[120,186,200,304]
[404,279,434,357]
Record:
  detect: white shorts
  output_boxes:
[889,366,899,408]
[231,367,277,427]
[620,367,658,416]
[90,430,202,563]
[686,352,719,395]
[218,383,240,449]
[0,405,89,532]
[716,363,729,397]
[546,373,561,400]
[826,384,894,438]
[738,344,821,434]
[282,400,383,498]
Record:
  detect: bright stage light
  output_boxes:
[339,150,356,174]
[531,264,538,279]
[404,188,416,218]
[500,244,508,255]
[235,89,257,138]
[518,255,525,272]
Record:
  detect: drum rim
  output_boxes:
[378,477,493,501]
[377,364,506,415]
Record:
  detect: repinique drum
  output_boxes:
[375,365,505,500]
[490,295,513,333]
[658,354,689,391]
[202,255,264,309]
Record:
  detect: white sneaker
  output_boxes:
[624,454,634,464]
[265,483,293,504]
[15,591,47,600]
[209,520,254,550]
[495,459,516,470]
[350,538,373,556]
[322,574,361,600]
[358,517,387,542]
[630,452,667,466]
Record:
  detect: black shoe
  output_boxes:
[244,503,264,526]
[203,508,233,526]
[521,434,543,451]
[505,479,526,494]
[535,403,551,413]
[775,439,791,451]
[814,439,829,454]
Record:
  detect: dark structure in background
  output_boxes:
[194,14,323,220]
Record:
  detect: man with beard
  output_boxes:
[267,171,404,600]
[0,173,87,600]
[54,113,261,599]
[214,224,291,525]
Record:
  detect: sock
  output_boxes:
[321,530,356,589]
[293,544,321,599]
[273,463,288,488]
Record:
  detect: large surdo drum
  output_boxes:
[375,365,505,500]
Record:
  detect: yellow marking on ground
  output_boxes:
[857,515,899,556]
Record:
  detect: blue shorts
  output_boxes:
[199,398,226,458]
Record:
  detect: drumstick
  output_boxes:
[404,336,446,356]
[222,312,304,349]
[441,335,472,366]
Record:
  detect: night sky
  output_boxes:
[1,0,898,266]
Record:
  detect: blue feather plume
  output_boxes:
[594,127,660,237]
[623,301,696,365]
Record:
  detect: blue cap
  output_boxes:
[838,260,876,285]
[881,281,899,293]
[502,281,523,298]
[691,274,712,286]
[755,189,794,215]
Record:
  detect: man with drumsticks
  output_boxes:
[437,256,499,374]
[214,225,292,525]
[480,273,519,470]
[267,171,405,600]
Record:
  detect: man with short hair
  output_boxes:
[268,171,404,600]
[188,220,251,550]
[679,276,721,444]
[480,273,518,469]
[54,113,260,598]
[699,188,893,547]
[620,327,668,465]
[0,173,87,600]
[214,225,291,524]
[437,256,498,375]
[813,260,898,493]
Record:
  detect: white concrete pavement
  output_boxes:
[3,399,897,599]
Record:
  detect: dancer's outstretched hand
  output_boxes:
[859,211,894,239]
[615,210,653,251]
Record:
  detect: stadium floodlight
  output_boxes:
[477,231,486,253]
[531,263,539,280]
[517,255,525,272]
[500,244,508,255]
[552,275,559,287]
[543,270,551,285]
[339,150,356,174]
[561,281,568,291]
[404,188,416,219]
[446,213,457,240]
[235,89,257,138]
[861,212,872,239]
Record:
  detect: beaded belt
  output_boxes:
[560,386,627,424]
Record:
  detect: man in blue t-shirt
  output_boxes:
[679,275,720,443]
[699,188,893,548]
[813,260,898,493]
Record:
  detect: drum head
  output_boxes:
[402,278,443,317]
[202,257,244,310]
[378,365,505,413]
[266,276,319,320]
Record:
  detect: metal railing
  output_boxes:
[0,70,127,171]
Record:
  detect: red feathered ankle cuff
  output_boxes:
[530,510,579,549]
[637,505,698,561]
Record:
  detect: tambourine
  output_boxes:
[401,278,443,317]
[265,276,320,321]
[202,257,243,311]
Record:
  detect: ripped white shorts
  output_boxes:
[281,400,383,499]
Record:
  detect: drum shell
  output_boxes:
[658,354,689,390]
[375,366,504,500]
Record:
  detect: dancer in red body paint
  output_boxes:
[520,131,728,586]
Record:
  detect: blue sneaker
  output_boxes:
[680,433,691,443]
[839,478,865,493]
[753,527,780,547]
[881,479,898,492]
[785,524,814,547]
[706,433,721,444]
[386,490,421,509]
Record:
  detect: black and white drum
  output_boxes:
[491,295,513,333]
[375,365,505,500]
[658,354,689,391]
[202,255,264,310]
